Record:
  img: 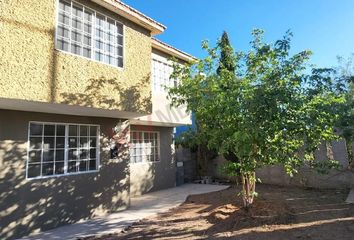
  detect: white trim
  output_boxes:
[129,161,160,166]
[152,53,174,66]
[25,123,31,179]
[151,58,177,94]
[91,0,165,35]
[64,123,69,174]
[55,48,124,70]
[26,121,101,180]
[151,38,197,62]
[29,121,100,126]
[55,0,125,69]
[26,170,99,180]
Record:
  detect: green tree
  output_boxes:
[180,31,236,177]
[217,31,236,75]
[169,29,343,208]
[199,31,237,176]
[334,56,354,168]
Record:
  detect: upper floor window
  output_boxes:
[56,0,124,68]
[152,59,177,94]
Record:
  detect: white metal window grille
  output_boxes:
[27,122,99,179]
[152,59,177,93]
[56,0,124,67]
[130,131,160,163]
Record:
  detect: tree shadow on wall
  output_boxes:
[60,75,152,114]
[0,132,132,240]
[0,14,157,240]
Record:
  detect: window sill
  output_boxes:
[129,161,161,165]
[55,48,124,71]
[26,169,100,181]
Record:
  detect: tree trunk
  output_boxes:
[241,171,256,210]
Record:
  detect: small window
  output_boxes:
[56,0,124,68]
[27,122,100,179]
[130,131,160,163]
[152,59,177,94]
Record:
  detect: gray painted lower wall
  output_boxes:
[0,110,130,239]
[130,125,176,196]
[0,110,176,239]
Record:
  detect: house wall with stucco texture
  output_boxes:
[0,109,130,240]
[0,0,152,113]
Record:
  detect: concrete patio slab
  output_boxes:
[19,184,229,240]
[345,189,354,203]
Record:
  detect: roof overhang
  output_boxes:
[130,119,192,127]
[91,0,166,35]
[0,98,147,119]
[152,38,197,63]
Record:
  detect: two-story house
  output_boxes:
[0,0,195,239]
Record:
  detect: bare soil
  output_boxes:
[89,184,354,240]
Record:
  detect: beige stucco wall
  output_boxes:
[0,0,152,113]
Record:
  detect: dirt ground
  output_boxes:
[89,184,354,240]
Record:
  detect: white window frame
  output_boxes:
[152,58,177,94]
[130,130,160,164]
[26,121,100,180]
[55,0,125,69]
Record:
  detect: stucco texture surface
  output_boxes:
[129,125,176,196]
[0,109,130,240]
[0,110,177,239]
[0,0,152,113]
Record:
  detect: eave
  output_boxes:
[152,38,197,63]
[91,0,166,35]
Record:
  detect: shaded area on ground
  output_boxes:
[87,184,354,240]
[20,184,228,240]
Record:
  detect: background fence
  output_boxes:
[176,140,354,189]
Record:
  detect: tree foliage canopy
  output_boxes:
[169,29,344,206]
[217,31,236,75]
[335,57,354,139]
[333,56,354,167]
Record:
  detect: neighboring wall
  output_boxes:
[175,146,197,183]
[0,0,152,113]
[257,140,354,189]
[209,140,354,189]
[0,110,129,240]
[129,125,176,196]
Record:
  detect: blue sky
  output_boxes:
[124,0,354,68]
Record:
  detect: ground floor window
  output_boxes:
[27,122,99,179]
[130,131,160,163]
